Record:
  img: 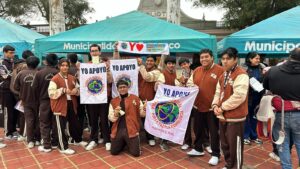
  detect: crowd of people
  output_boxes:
[0,44,300,169]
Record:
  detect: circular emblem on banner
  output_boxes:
[155,102,179,125]
[116,74,132,88]
[121,42,128,50]
[86,76,104,95]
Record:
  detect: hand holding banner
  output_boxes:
[117,41,169,55]
[145,84,199,144]
[79,63,107,104]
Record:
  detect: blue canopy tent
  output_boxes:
[218,6,300,57]
[0,18,45,58]
[35,11,217,58]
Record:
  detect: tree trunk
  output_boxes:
[49,0,65,35]
[167,0,181,25]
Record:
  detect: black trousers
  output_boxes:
[77,96,86,136]
[111,127,140,157]
[87,103,111,143]
[194,111,217,153]
[52,101,82,150]
[24,104,41,142]
[39,99,55,149]
[220,121,244,169]
[2,91,18,136]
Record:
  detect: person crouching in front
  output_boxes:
[108,79,145,157]
[48,58,87,155]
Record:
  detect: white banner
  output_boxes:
[79,63,107,104]
[145,84,199,144]
[110,59,139,98]
[117,41,169,55]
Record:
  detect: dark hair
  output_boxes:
[26,56,40,69]
[67,53,78,64]
[221,47,239,59]
[3,45,15,53]
[290,48,300,62]
[164,56,176,65]
[190,53,201,70]
[146,55,157,62]
[199,48,213,57]
[89,44,101,52]
[178,57,190,66]
[58,58,70,67]
[22,50,34,59]
[116,79,129,87]
[46,53,58,66]
[245,52,259,66]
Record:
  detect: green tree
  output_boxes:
[0,0,94,29]
[188,0,300,29]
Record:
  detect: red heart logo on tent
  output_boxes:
[136,44,144,51]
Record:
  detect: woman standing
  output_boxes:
[243,52,264,145]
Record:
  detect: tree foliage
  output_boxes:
[188,0,300,29]
[0,0,94,29]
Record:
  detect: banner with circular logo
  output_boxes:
[145,84,199,144]
[79,63,107,104]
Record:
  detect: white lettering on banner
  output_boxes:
[63,42,181,51]
[245,41,300,53]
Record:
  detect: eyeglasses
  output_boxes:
[7,51,15,54]
[90,50,99,53]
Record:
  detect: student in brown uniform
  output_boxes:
[212,47,249,169]
[48,58,87,155]
[10,50,34,142]
[186,49,224,166]
[137,55,160,146]
[14,56,41,148]
[32,53,59,152]
[155,56,177,151]
[108,79,144,157]
[86,44,113,151]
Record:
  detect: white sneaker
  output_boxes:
[269,152,280,162]
[60,148,75,155]
[208,156,219,165]
[5,135,13,140]
[187,149,205,156]
[38,146,51,153]
[98,138,104,144]
[0,143,7,149]
[148,140,156,146]
[35,141,40,146]
[74,141,88,147]
[205,146,212,154]
[181,144,189,150]
[17,136,26,141]
[85,141,97,151]
[105,143,111,151]
[27,142,35,149]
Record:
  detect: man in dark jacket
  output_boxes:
[0,45,18,140]
[263,48,300,169]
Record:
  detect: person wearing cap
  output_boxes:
[137,55,160,146]
[108,79,145,157]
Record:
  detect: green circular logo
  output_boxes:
[155,102,179,125]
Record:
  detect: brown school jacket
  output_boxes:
[110,94,141,139]
[192,64,224,112]
[50,74,78,117]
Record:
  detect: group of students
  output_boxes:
[3,42,298,168]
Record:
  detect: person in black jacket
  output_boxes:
[263,48,300,169]
[0,45,19,140]
[242,52,264,145]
